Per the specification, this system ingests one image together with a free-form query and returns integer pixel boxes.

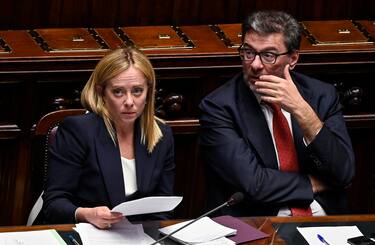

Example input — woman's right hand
[75,206,124,229]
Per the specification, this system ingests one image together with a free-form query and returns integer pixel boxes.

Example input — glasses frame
[238,44,290,64]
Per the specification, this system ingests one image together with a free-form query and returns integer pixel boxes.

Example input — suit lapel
[133,121,154,196]
[236,77,278,169]
[95,117,126,207]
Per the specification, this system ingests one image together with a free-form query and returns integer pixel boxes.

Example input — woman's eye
[112,88,124,97]
[132,87,144,96]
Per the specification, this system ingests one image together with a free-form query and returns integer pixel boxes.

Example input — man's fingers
[283,64,292,81]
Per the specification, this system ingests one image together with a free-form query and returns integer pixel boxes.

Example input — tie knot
[266,102,282,113]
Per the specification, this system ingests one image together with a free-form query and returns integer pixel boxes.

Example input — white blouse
[121,157,138,197]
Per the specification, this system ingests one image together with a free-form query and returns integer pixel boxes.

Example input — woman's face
[102,66,148,127]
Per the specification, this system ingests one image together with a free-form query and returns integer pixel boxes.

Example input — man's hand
[255,64,305,113]
[309,175,327,193]
[255,65,323,143]
[76,206,124,229]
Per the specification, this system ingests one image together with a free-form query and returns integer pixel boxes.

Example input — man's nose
[250,54,264,69]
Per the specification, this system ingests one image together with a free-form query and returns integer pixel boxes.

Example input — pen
[68,235,80,245]
[317,234,330,245]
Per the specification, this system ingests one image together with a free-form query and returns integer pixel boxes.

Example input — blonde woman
[42,47,175,228]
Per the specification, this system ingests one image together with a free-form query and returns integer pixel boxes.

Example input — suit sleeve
[199,99,313,206]
[306,85,355,187]
[42,117,87,224]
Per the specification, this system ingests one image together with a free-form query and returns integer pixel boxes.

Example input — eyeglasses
[238,45,290,64]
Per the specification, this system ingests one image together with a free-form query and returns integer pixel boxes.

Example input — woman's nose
[123,95,134,107]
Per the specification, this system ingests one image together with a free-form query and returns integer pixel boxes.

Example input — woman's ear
[96,85,106,104]
[95,85,103,95]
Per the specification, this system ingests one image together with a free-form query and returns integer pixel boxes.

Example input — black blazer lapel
[133,121,154,196]
[94,118,126,207]
[236,77,279,169]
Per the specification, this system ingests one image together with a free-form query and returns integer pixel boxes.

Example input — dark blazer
[199,71,355,216]
[42,112,175,224]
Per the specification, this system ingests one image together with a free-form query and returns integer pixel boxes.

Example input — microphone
[150,192,244,245]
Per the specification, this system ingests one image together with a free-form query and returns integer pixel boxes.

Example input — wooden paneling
[0,0,374,29]
[0,139,20,226]
[347,127,375,213]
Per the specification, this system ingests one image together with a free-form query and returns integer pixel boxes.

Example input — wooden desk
[1,215,375,244]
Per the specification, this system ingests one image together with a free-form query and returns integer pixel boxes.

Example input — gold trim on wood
[301,20,374,46]
[28,28,109,53]
[209,24,242,48]
[113,26,194,50]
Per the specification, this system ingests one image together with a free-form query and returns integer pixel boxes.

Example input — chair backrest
[27,109,86,225]
[34,109,87,184]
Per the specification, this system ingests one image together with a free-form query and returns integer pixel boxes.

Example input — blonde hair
[81,47,163,152]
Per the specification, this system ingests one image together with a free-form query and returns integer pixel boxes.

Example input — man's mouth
[248,76,259,84]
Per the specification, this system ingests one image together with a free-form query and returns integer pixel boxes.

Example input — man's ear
[288,50,299,70]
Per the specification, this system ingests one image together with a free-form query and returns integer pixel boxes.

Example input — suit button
[313,158,322,166]
[310,154,322,166]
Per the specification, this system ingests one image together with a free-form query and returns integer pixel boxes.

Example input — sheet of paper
[197,237,235,245]
[111,196,182,216]
[0,229,66,245]
[297,226,364,245]
[75,221,155,245]
[159,216,236,244]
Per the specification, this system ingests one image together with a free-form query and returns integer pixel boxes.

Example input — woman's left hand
[76,206,124,229]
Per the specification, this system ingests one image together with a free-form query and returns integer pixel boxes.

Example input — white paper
[297,226,364,245]
[111,196,182,216]
[75,221,155,245]
[0,229,66,245]
[197,237,235,245]
[159,216,236,244]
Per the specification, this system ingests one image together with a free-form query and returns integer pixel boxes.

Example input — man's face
[241,31,298,88]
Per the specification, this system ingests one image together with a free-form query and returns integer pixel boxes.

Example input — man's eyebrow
[242,43,279,52]
[242,43,252,48]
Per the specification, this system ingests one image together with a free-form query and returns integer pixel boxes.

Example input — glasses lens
[239,49,255,61]
[260,52,276,64]
[239,49,245,60]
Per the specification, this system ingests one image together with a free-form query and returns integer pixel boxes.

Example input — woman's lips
[121,112,136,117]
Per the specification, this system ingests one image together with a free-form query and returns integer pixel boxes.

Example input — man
[199,10,355,216]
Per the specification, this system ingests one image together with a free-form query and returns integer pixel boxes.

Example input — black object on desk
[58,231,82,245]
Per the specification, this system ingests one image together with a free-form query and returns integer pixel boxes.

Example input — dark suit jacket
[42,112,175,224]
[199,71,355,216]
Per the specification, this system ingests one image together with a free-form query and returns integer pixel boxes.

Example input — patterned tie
[269,103,312,216]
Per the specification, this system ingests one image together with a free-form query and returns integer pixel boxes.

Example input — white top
[249,84,326,216]
[121,157,138,197]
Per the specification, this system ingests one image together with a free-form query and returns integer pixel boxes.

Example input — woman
[42,47,175,228]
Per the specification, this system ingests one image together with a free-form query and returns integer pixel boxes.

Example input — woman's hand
[76,206,124,229]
